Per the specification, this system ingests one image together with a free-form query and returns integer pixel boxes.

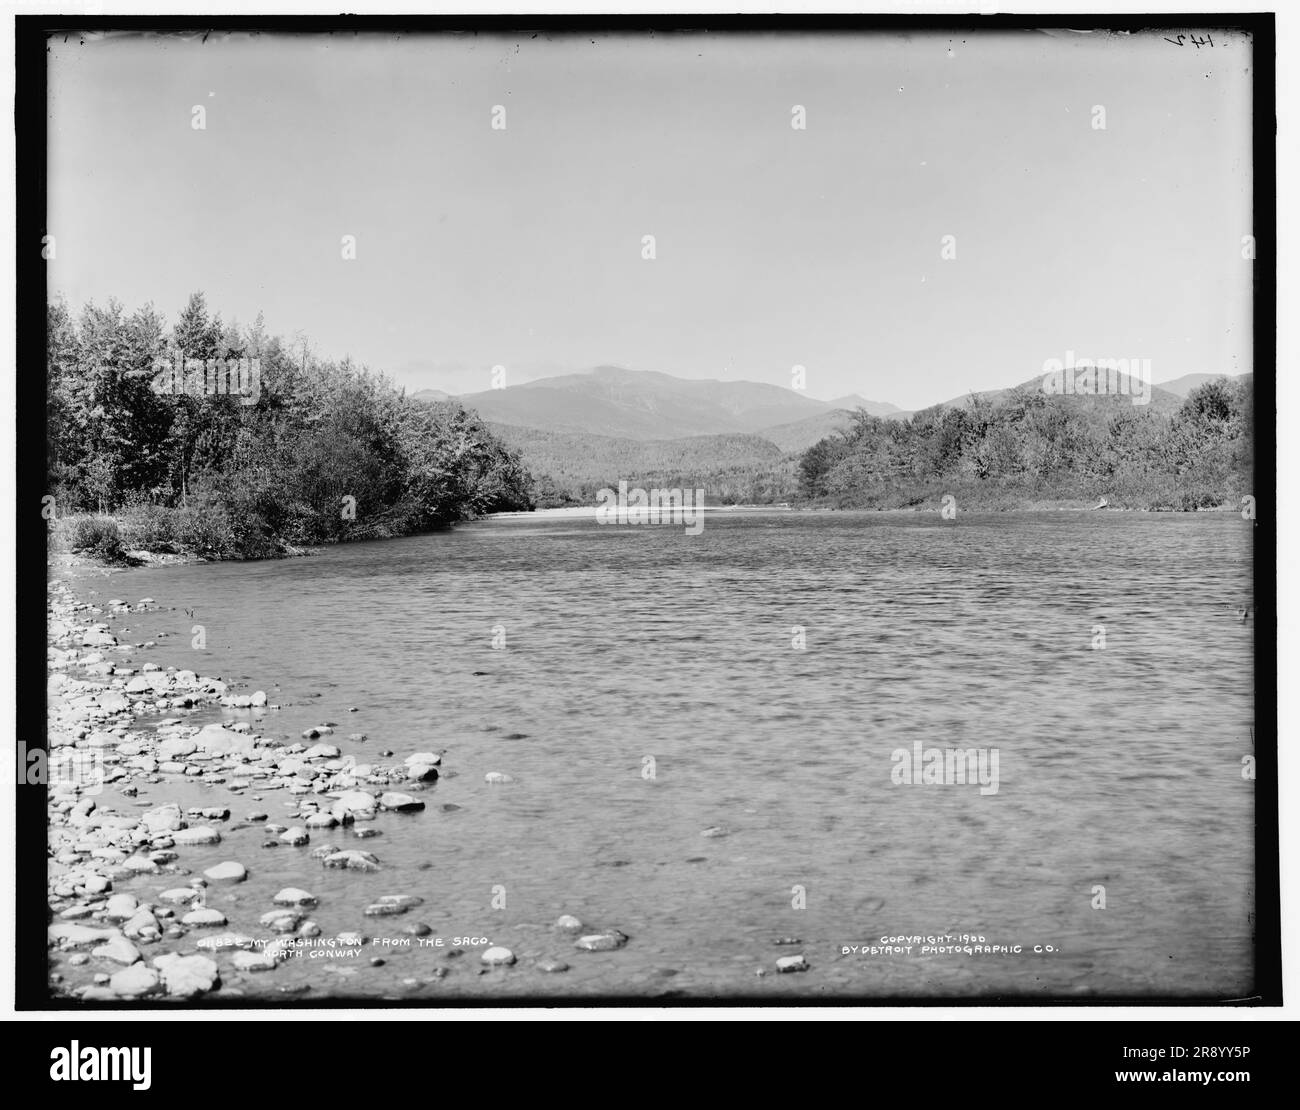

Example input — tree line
[47,292,533,560]
[798,378,1253,511]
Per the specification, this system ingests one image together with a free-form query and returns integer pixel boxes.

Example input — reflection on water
[97,511,1254,999]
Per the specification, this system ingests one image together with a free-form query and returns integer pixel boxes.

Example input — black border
[15,12,1279,1011]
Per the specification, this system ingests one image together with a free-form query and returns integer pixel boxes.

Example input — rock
[574,930,630,952]
[260,910,302,933]
[231,948,281,972]
[279,827,310,846]
[379,792,424,812]
[96,691,130,713]
[122,910,160,939]
[109,964,160,997]
[153,953,220,997]
[158,887,198,905]
[303,742,340,758]
[404,752,442,767]
[407,764,440,783]
[364,902,407,916]
[536,958,570,973]
[333,790,377,818]
[402,922,433,937]
[376,894,423,910]
[250,690,268,707]
[481,946,516,967]
[157,737,197,760]
[776,954,810,973]
[182,908,228,927]
[305,812,338,828]
[48,923,118,948]
[322,850,381,872]
[104,893,139,921]
[484,772,514,785]
[555,914,584,932]
[141,803,184,833]
[700,826,729,838]
[91,935,142,965]
[194,723,255,756]
[273,887,317,906]
[204,861,248,883]
[172,826,222,846]
[80,875,111,897]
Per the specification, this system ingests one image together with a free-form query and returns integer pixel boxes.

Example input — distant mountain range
[407,365,1247,499]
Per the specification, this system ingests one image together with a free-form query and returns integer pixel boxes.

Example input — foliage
[798,379,1253,510]
[47,293,534,559]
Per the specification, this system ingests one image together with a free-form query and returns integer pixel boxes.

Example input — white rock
[109,963,160,997]
[480,946,516,967]
[776,954,809,973]
[484,772,514,785]
[104,893,139,920]
[153,953,219,997]
[141,803,183,832]
[172,826,221,846]
[203,861,247,883]
[91,935,142,965]
[273,887,317,906]
[182,908,228,927]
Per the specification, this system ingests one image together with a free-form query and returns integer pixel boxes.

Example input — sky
[46,27,1254,410]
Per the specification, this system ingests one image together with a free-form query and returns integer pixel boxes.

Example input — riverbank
[43,566,503,1001]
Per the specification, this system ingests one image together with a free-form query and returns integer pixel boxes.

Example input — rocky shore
[43,570,656,1001]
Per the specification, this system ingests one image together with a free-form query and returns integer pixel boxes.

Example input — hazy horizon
[47,28,1253,410]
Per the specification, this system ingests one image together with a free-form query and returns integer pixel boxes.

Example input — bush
[119,503,177,553]
[66,516,127,564]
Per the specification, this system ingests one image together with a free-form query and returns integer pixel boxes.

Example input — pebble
[481,946,516,967]
[203,861,248,883]
[172,826,222,846]
[153,953,220,998]
[322,849,381,872]
[182,908,229,927]
[379,792,424,812]
[108,963,160,997]
[555,914,584,932]
[574,930,630,952]
[91,935,142,965]
[273,887,318,906]
[280,827,310,846]
[536,958,570,973]
[484,772,514,785]
[776,955,810,973]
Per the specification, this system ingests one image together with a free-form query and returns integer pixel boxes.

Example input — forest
[797,377,1254,511]
[47,292,533,562]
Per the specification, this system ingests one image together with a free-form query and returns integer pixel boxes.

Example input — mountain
[409,388,451,404]
[487,423,795,506]
[930,373,1184,416]
[1154,372,1244,399]
[827,394,903,418]
[458,366,856,441]
[755,409,856,453]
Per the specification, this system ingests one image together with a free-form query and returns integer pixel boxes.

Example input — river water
[78,509,1256,1000]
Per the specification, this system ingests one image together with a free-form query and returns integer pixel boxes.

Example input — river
[63,509,1256,1000]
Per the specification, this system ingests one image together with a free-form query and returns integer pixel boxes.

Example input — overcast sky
[47,28,1253,409]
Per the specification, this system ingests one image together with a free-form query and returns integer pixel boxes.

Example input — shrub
[67,516,127,564]
[119,503,177,553]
